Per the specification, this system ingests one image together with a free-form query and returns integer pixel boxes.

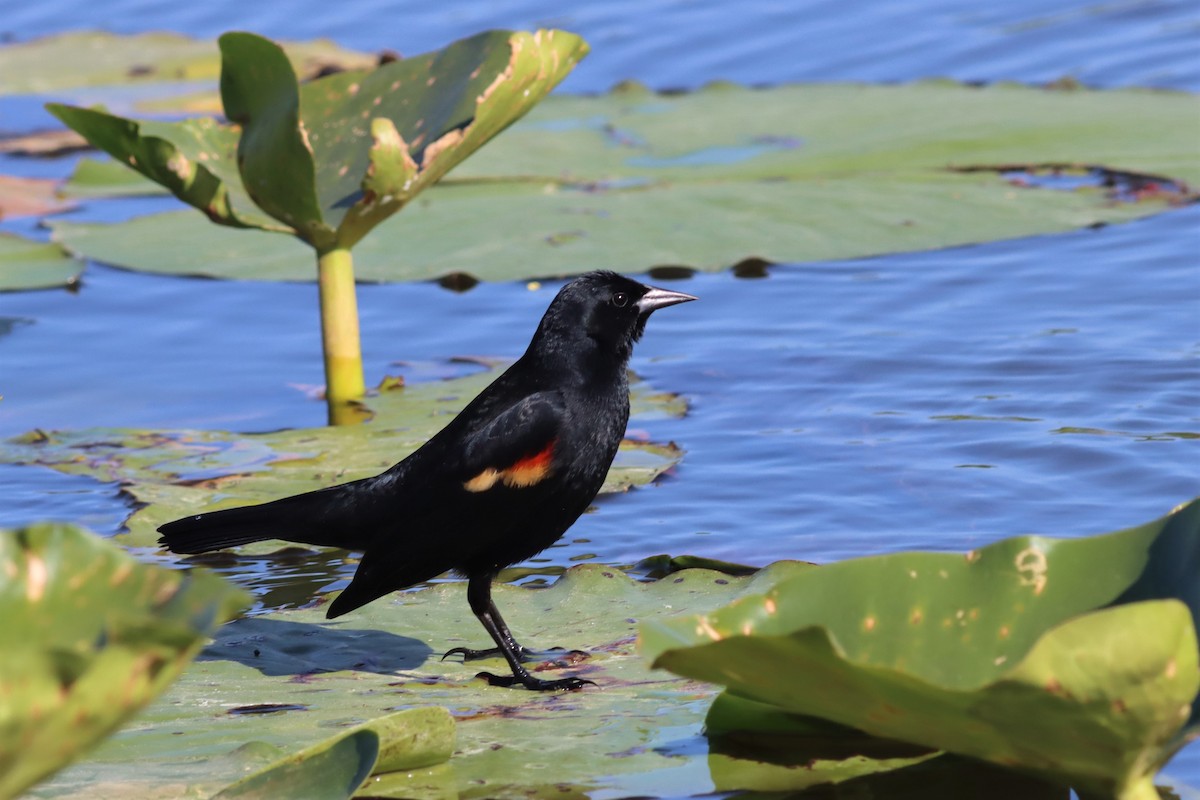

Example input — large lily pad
[642,498,1200,799]
[0,31,375,94]
[23,560,964,799]
[0,232,81,291]
[49,81,1199,281]
[0,366,685,552]
[0,522,248,799]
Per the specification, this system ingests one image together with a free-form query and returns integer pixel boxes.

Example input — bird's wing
[458,391,566,492]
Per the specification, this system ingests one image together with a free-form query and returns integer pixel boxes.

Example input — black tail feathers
[157,487,369,555]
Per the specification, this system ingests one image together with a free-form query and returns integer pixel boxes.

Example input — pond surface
[1,0,1198,794]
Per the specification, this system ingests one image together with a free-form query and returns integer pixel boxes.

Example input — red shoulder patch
[464,439,557,492]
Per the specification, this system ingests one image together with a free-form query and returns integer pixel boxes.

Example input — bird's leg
[448,573,594,691]
[441,575,589,664]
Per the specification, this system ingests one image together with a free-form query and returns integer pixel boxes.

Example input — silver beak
[636,285,698,313]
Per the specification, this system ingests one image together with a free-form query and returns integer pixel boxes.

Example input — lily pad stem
[316,245,366,424]
[1114,776,1163,800]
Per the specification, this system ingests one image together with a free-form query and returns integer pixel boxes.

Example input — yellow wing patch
[463,440,556,493]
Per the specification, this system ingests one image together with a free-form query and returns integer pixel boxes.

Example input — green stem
[1113,775,1162,800]
[316,246,366,424]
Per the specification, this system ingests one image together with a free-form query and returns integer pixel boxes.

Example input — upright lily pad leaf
[0,232,81,291]
[0,31,376,94]
[43,105,283,231]
[46,29,588,413]
[46,29,588,256]
[0,523,248,799]
[48,82,1198,282]
[219,33,329,248]
[0,367,686,552]
[313,29,590,249]
[642,499,1200,799]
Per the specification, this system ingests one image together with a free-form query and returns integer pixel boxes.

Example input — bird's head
[530,271,697,366]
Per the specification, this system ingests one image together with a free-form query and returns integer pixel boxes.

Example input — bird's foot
[442,645,589,664]
[476,671,596,691]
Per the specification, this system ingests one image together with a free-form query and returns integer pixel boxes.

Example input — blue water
[2,0,1199,794]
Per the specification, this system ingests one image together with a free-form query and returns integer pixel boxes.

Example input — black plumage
[159,271,696,690]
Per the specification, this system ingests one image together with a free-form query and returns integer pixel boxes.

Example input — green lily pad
[49,82,1199,282]
[60,157,168,198]
[0,31,375,94]
[0,522,248,800]
[210,707,454,800]
[210,728,378,800]
[24,562,808,798]
[642,498,1200,799]
[0,232,82,291]
[0,367,686,552]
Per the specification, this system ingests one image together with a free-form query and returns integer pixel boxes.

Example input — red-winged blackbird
[159,271,696,691]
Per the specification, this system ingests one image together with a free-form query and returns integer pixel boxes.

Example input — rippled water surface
[1,0,1198,792]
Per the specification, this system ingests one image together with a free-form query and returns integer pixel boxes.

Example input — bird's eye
[611,292,630,308]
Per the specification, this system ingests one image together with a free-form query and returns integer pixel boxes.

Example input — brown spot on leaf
[25,554,47,602]
[421,127,464,170]
[109,561,133,586]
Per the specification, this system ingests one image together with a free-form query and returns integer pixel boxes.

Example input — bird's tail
[157,484,371,555]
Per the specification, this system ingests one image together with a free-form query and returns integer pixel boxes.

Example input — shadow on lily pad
[197,615,433,677]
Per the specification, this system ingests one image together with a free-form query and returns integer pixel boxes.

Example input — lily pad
[0,31,376,94]
[0,232,81,292]
[210,707,454,800]
[642,498,1200,799]
[21,561,807,798]
[0,367,686,552]
[210,728,378,800]
[0,522,248,799]
[60,157,168,198]
[49,81,1199,282]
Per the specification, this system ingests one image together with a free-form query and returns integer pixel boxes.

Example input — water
[1,0,1199,793]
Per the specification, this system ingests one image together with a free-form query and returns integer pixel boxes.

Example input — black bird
[158,271,696,691]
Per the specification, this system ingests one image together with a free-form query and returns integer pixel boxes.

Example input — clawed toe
[476,671,596,691]
[442,645,592,664]
[441,645,503,662]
